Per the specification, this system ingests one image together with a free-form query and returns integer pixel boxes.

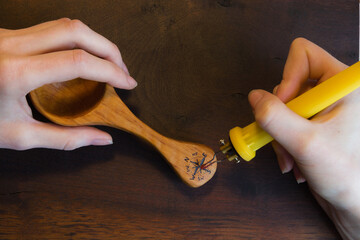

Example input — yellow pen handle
[229,61,360,161]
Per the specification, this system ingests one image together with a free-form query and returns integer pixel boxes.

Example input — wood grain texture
[0,0,357,239]
[30,80,217,188]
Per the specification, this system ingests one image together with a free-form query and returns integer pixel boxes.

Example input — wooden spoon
[30,79,217,188]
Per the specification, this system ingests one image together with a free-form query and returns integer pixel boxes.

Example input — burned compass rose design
[184,152,217,181]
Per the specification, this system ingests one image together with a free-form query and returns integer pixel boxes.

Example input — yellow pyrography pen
[220,61,360,162]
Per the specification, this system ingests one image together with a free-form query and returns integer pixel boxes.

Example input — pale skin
[0,20,358,238]
[0,18,137,150]
[250,38,360,239]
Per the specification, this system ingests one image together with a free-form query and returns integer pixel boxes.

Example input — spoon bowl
[32,79,106,118]
[30,79,217,187]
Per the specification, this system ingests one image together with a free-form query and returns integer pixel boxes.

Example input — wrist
[327,198,360,240]
[314,184,360,240]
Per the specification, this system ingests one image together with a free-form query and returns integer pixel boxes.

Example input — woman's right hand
[249,38,360,239]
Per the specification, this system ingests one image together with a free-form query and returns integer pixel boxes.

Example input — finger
[293,163,306,184]
[1,18,61,34]
[249,89,314,157]
[8,50,137,94]
[0,19,64,54]
[272,85,279,95]
[277,38,347,103]
[2,18,129,74]
[5,121,113,150]
[272,141,294,173]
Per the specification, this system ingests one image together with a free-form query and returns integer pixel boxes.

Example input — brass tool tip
[219,139,240,163]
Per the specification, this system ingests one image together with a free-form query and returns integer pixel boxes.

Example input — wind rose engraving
[184,152,216,181]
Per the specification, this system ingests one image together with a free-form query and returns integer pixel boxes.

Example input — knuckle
[71,49,89,69]
[255,99,279,129]
[67,19,88,33]
[8,128,33,150]
[290,37,310,51]
[57,17,71,24]
[0,56,18,94]
[62,139,80,151]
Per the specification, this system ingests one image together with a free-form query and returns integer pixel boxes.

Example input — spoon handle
[94,85,168,150]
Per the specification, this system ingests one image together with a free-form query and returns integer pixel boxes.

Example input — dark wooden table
[0,1,357,239]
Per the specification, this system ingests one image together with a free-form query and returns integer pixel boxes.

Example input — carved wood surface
[30,81,217,188]
[0,0,357,239]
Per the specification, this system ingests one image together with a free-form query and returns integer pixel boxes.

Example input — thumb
[249,89,313,156]
[20,122,113,150]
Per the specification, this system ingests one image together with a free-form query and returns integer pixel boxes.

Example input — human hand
[0,18,137,150]
[249,38,360,239]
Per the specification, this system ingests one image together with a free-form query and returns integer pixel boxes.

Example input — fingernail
[273,85,279,95]
[296,177,306,184]
[281,161,292,174]
[248,90,264,108]
[281,167,290,174]
[282,167,291,174]
[91,138,113,146]
[127,76,138,88]
[281,167,289,174]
